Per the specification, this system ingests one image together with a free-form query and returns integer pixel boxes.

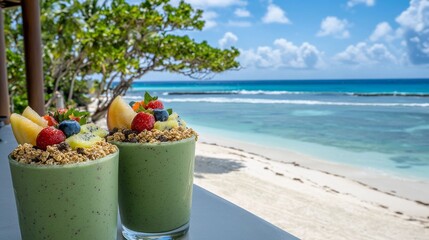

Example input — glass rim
[8,150,119,169]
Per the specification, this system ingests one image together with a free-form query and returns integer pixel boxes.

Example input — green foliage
[144,92,158,105]
[136,107,153,114]
[5,0,240,119]
[52,108,90,125]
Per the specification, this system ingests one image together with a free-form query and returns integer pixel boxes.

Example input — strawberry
[146,100,164,110]
[43,115,58,126]
[36,127,66,150]
[57,108,68,114]
[131,112,155,132]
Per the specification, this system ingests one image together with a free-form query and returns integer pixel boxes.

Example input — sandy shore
[194,134,429,240]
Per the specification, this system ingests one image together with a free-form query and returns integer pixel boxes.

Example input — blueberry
[129,101,136,107]
[153,109,169,122]
[58,120,81,137]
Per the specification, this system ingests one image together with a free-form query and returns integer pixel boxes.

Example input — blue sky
[142,0,429,80]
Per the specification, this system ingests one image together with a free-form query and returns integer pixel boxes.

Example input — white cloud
[234,8,251,17]
[219,32,238,49]
[262,3,291,24]
[396,0,429,64]
[347,0,375,8]
[202,11,218,29]
[227,20,252,27]
[241,39,322,69]
[174,0,246,8]
[317,16,350,39]
[396,0,429,32]
[370,22,393,41]
[334,42,397,65]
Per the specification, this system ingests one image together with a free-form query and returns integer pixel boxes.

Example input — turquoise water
[123,79,429,179]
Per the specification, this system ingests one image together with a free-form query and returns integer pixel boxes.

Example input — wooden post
[0,8,10,123]
[21,0,44,115]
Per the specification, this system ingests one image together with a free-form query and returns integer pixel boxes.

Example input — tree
[5,0,240,120]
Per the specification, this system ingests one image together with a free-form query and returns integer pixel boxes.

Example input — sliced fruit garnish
[43,115,58,126]
[142,92,163,110]
[154,120,179,131]
[143,92,158,105]
[66,133,102,149]
[58,108,68,114]
[153,109,169,122]
[58,120,81,138]
[36,127,66,150]
[178,118,187,128]
[53,108,89,125]
[146,100,164,110]
[107,96,137,131]
[132,101,145,111]
[10,113,44,145]
[80,123,108,138]
[131,112,155,132]
[22,106,48,127]
[168,112,179,120]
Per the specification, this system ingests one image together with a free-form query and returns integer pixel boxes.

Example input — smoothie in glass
[116,137,196,234]
[8,107,119,240]
[106,94,197,239]
[9,152,119,240]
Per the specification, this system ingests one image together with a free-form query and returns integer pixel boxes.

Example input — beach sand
[194,134,429,240]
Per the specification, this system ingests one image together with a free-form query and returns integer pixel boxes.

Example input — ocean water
[123,79,429,180]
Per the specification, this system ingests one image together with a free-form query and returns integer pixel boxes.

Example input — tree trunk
[91,106,108,122]
[91,80,132,121]
[67,77,76,103]
[91,67,154,122]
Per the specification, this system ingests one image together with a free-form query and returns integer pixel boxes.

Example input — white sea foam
[231,90,306,95]
[123,96,147,100]
[292,110,334,116]
[130,88,429,97]
[405,125,429,133]
[159,97,429,107]
[160,90,311,95]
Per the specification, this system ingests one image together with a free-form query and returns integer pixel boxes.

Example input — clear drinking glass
[8,152,119,240]
[113,137,196,240]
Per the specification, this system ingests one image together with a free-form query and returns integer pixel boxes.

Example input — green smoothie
[8,151,119,240]
[114,137,196,234]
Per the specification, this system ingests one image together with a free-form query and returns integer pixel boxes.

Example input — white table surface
[0,125,298,240]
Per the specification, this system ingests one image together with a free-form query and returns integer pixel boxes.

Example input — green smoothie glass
[8,151,119,240]
[113,137,196,240]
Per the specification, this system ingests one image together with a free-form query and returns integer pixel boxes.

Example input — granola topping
[11,141,118,165]
[106,126,198,143]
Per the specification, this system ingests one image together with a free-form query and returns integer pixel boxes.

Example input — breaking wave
[159,97,429,107]
[160,90,429,97]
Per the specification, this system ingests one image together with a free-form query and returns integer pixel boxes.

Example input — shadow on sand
[194,155,244,178]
